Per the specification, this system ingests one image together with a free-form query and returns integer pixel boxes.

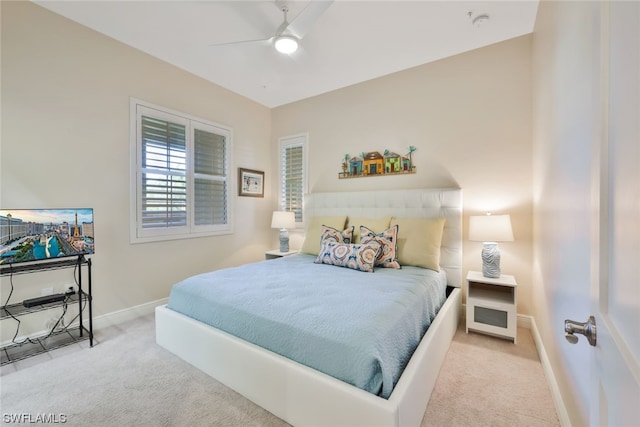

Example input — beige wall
[0,1,272,335]
[272,36,534,315]
[1,2,534,326]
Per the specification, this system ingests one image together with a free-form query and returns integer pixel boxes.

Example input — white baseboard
[528,316,571,427]
[93,297,168,330]
[0,298,168,348]
[517,313,532,329]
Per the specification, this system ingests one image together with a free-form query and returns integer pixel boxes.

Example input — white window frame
[130,98,234,244]
[278,133,308,228]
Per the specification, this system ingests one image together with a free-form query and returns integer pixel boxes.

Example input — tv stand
[0,256,93,365]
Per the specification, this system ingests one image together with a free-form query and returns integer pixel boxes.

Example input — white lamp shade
[468,214,514,242]
[271,211,295,229]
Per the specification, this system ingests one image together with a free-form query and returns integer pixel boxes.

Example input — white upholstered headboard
[304,188,463,287]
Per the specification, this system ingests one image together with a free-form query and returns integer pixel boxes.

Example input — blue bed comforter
[167,253,447,398]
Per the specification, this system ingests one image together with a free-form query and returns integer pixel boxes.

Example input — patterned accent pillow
[314,241,381,273]
[360,225,401,269]
[320,225,354,244]
[300,216,347,256]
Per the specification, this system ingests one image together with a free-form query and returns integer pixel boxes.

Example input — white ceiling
[34,0,539,108]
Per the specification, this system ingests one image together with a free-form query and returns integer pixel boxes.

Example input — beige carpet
[0,313,559,426]
[424,324,560,426]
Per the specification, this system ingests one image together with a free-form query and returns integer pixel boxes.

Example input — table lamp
[271,211,296,252]
[469,213,514,278]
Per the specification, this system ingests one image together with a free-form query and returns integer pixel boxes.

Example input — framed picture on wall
[238,168,264,197]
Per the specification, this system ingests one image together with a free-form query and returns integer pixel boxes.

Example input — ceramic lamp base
[481,242,501,278]
[279,229,290,252]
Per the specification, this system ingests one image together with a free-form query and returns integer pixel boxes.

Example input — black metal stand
[0,256,93,365]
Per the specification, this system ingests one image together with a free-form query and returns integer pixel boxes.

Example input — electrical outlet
[41,287,54,296]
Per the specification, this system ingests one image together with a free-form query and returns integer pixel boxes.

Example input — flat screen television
[0,209,94,265]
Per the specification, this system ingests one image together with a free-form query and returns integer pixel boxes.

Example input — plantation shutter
[281,143,304,223]
[140,115,187,229]
[132,100,233,243]
[193,128,227,226]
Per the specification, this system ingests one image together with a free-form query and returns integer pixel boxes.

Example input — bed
[156,188,462,427]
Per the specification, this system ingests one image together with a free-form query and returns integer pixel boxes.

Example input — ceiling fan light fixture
[274,35,298,54]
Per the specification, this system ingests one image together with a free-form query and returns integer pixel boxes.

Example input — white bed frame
[156,188,462,427]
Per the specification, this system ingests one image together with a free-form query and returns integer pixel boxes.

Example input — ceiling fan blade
[287,0,333,39]
[274,17,290,37]
[209,37,272,48]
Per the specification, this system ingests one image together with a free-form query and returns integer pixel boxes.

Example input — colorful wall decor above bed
[339,147,416,179]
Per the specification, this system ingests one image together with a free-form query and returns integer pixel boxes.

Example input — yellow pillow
[347,216,392,243]
[300,216,348,255]
[391,217,446,271]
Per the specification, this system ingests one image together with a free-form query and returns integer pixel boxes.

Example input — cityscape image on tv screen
[0,209,94,265]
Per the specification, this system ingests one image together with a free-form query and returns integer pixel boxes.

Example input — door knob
[564,316,597,346]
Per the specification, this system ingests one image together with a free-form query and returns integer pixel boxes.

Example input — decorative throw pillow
[300,216,347,255]
[314,241,381,273]
[320,225,354,245]
[346,216,392,243]
[360,225,401,269]
[391,217,446,272]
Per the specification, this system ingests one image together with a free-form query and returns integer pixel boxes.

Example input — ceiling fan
[210,1,333,54]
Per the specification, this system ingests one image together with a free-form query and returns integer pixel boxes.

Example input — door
[590,1,640,425]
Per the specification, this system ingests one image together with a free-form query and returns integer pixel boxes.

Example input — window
[130,99,233,243]
[278,134,308,225]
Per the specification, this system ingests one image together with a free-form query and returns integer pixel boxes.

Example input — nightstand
[265,249,298,260]
[466,271,517,343]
